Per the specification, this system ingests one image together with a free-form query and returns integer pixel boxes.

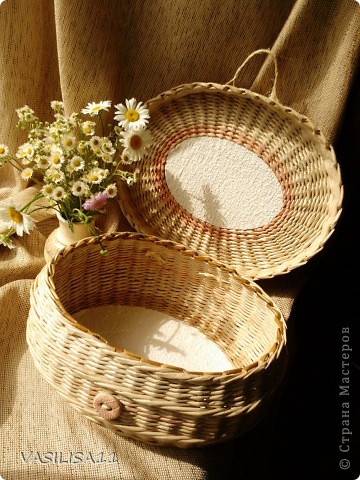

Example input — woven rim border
[118,82,343,280]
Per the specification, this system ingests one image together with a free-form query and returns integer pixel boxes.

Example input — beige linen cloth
[0,1,359,479]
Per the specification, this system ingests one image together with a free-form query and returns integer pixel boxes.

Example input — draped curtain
[0,1,359,478]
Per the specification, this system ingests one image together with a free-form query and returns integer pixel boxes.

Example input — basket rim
[118,81,343,280]
[39,231,287,377]
[147,81,336,146]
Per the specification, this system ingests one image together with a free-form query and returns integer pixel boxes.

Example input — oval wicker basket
[117,82,343,279]
[27,232,287,448]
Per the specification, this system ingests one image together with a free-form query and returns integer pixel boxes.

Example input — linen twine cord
[226,48,279,102]
[27,232,287,448]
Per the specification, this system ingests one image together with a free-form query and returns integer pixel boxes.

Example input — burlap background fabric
[0,1,359,479]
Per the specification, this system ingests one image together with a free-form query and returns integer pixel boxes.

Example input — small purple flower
[83,191,108,211]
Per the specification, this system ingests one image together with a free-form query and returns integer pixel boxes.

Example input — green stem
[6,157,43,187]
[5,227,16,237]
[6,158,23,173]
[19,191,44,213]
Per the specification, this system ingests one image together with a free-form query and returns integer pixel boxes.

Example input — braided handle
[226,48,279,101]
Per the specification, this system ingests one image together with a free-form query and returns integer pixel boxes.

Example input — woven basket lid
[118,81,343,280]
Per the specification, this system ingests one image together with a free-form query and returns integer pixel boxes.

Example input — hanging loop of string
[226,48,279,102]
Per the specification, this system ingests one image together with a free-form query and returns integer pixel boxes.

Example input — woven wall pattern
[27,233,287,448]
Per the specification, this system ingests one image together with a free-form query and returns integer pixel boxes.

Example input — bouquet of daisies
[0,98,151,249]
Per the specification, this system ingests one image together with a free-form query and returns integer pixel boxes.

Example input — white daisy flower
[16,142,35,159]
[61,133,77,151]
[20,167,34,181]
[87,167,108,184]
[45,166,65,184]
[81,100,111,117]
[16,105,36,124]
[89,136,102,149]
[101,153,114,164]
[0,233,15,249]
[89,136,104,156]
[34,155,50,170]
[0,144,9,158]
[52,186,67,201]
[41,184,55,198]
[121,148,132,164]
[106,183,118,198]
[92,146,102,157]
[81,121,96,136]
[50,100,65,113]
[49,145,65,167]
[20,159,32,166]
[71,181,88,197]
[120,128,152,162]
[0,204,35,236]
[49,124,64,138]
[49,155,64,168]
[114,98,150,130]
[101,138,115,156]
[69,156,85,171]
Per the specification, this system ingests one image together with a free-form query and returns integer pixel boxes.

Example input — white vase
[44,213,95,263]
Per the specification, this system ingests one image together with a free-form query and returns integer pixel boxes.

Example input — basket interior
[73,304,234,372]
[51,235,284,371]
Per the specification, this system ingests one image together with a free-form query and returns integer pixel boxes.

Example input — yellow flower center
[0,147,5,154]
[125,109,140,122]
[130,134,142,150]
[92,106,101,112]
[65,139,73,147]
[52,157,61,164]
[8,207,23,223]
